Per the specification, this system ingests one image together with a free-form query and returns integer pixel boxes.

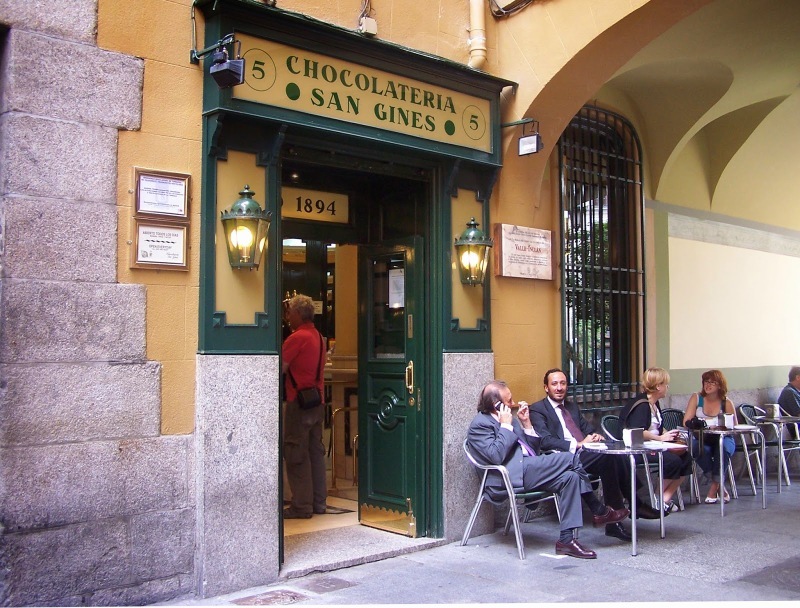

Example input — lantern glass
[220,185,272,270]
[454,217,492,286]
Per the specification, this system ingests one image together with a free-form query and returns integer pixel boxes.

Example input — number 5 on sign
[281,186,349,224]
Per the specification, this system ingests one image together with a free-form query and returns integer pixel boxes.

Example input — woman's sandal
[704,490,731,504]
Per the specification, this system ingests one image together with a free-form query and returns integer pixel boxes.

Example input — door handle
[405,360,414,394]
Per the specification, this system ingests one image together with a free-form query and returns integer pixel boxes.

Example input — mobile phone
[494,401,503,411]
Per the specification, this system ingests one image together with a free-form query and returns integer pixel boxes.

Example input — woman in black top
[620,367,692,514]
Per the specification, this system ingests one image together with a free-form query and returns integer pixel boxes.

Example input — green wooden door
[358,237,425,536]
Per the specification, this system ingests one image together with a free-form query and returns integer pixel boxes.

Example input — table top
[702,425,763,435]
[754,415,800,424]
[581,440,682,455]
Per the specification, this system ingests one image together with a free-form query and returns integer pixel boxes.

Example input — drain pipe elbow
[468,0,487,70]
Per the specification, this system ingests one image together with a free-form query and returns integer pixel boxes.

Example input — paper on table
[734,424,757,430]
[582,442,607,450]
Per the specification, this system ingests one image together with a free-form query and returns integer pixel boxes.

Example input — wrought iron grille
[558,106,645,411]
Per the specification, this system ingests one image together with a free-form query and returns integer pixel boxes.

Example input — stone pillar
[196,354,281,597]
[442,352,494,541]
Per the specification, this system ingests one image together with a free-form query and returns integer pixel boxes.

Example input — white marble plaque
[494,224,552,280]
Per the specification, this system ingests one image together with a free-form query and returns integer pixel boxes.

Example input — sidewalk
[158,477,800,606]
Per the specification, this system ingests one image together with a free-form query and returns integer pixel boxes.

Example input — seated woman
[619,367,693,514]
[683,369,736,503]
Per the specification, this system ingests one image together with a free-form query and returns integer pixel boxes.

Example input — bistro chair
[601,414,657,508]
[661,408,702,506]
[740,403,800,485]
[461,439,561,560]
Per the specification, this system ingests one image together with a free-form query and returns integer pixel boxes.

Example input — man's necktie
[559,404,586,442]
[518,438,537,458]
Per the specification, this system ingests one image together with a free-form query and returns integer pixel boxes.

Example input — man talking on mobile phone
[466,380,628,559]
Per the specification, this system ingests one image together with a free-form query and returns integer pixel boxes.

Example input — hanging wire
[358,0,374,22]
[488,0,536,18]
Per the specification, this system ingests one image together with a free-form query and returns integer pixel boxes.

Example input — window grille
[558,106,645,410]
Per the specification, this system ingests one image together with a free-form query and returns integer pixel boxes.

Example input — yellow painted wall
[669,237,800,368]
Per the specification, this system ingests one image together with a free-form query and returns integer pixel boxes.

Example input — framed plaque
[494,224,553,280]
[132,219,188,270]
[135,168,190,219]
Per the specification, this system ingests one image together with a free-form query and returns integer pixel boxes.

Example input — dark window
[558,106,645,409]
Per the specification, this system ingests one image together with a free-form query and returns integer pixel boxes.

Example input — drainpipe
[468,0,487,69]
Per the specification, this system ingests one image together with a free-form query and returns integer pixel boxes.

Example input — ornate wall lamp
[454,217,493,286]
[220,185,272,270]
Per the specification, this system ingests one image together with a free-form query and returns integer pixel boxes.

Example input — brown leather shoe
[592,506,630,527]
[555,538,597,559]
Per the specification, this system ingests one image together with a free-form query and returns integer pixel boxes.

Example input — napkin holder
[723,414,736,429]
[623,428,644,448]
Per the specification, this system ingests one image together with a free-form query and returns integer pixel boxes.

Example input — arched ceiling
[601,0,800,205]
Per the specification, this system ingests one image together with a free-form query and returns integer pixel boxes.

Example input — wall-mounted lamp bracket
[505,118,542,156]
[190,33,237,64]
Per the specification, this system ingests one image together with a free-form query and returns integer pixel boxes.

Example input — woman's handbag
[685,416,707,431]
[288,332,325,410]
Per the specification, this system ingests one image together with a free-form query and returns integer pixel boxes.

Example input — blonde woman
[619,368,692,514]
[683,369,736,503]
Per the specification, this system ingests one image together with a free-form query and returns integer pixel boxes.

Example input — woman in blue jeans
[683,369,736,503]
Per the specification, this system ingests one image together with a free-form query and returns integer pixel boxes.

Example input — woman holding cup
[683,369,736,503]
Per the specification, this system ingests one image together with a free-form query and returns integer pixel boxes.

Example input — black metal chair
[461,439,561,560]
[661,408,705,505]
[740,403,800,486]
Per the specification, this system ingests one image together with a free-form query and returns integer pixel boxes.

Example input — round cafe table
[581,441,671,556]
[702,426,766,516]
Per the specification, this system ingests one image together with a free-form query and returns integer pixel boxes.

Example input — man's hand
[578,433,605,446]
[517,401,532,429]
[497,403,514,425]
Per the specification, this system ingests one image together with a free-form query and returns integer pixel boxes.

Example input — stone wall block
[130,508,194,582]
[0,437,190,531]
[196,354,280,597]
[0,280,146,362]
[0,518,131,606]
[0,114,117,202]
[1,196,117,282]
[0,361,161,446]
[0,0,97,43]
[87,573,196,607]
[4,30,143,130]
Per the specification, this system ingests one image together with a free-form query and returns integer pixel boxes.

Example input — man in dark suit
[529,368,660,542]
[466,380,628,559]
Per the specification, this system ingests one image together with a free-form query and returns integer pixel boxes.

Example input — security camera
[210,49,245,88]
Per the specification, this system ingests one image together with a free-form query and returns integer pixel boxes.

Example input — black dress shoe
[605,522,632,541]
[555,539,597,559]
[592,506,630,527]
[283,506,312,519]
[662,500,675,516]
[633,502,661,520]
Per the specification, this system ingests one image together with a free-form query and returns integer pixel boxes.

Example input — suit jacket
[530,397,595,453]
[466,412,541,494]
